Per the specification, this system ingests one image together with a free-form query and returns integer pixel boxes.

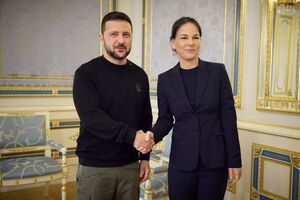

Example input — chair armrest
[47,140,66,154]
[151,149,162,154]
[152,165,168,174]
[47,140,68,178]
[150,149,162,162]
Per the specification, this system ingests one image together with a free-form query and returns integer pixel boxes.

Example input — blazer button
[194,130,199,134]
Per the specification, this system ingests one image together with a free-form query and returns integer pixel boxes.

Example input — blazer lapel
[171,64,194,111]
[195,59,210,109]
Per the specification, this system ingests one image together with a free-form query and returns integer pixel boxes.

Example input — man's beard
[104,44,131,61]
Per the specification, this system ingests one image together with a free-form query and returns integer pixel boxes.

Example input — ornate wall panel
[0,0,111,97]
[142,0,245,107]
[251,143,300,200]
[257,0,300,113]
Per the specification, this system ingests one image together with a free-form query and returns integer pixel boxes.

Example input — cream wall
[116,0,144,66]
[226,0,300,199]
[237,0,299,128]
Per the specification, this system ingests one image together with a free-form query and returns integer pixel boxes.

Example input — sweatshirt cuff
[123,127,137,144]
[150,129,161,144]
[140,152,150,160]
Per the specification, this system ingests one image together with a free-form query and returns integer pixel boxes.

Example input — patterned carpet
[0,182,76,200]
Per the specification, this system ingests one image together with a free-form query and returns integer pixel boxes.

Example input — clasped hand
[133,130,154,154]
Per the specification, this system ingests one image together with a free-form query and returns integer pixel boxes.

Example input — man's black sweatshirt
[73,56,153,167]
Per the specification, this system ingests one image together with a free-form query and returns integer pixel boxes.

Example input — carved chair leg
[61,176,66,200]
[61,148,68,200]
[144,178,153,200]
[44,181,50,198]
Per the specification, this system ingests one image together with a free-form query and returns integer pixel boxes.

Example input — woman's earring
[172,49,177,55]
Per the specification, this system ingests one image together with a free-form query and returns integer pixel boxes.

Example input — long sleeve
[151,75,174,143]
[219,65,242,168]
[139,76,153,160]
[73,68,137,144]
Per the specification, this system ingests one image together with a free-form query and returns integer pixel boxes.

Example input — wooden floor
[0,182,76,200]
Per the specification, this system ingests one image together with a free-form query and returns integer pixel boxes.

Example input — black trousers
[168,162,228,200]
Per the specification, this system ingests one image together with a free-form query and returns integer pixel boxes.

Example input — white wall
[116,0,143,66]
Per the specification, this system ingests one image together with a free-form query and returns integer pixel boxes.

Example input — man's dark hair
[101,11,132,34]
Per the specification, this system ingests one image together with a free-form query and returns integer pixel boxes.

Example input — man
[73,11,154,200]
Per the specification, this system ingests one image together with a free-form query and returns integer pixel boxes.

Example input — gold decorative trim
[239,119,300,130]
[256,100,300,114]
[51,121,60,128]
[251,143,300,200]
[149,0,153,82]
[291,154,300,167]
[257,0,300,114]
[264,0,274,98]
[50,118,80,129]
[143,0,148,73]
[226,180,237,193]
[100,0,103,56]
[0,106,76,113]
[232,0,237,81]
[235,0,245,108]
[0,75,73,80]
[260,157,291,200]
[223,0,228,64]
[5,111,35,116]
[0,10,2,78]
[109,0,113,11]
[144,0,156,83]
[277,0,298,4]
[251,189,259,199]
[51,148,77,158]
[253,145,262,157]
[52,151,60,159]
[69,132,79,142]
[237,119,300,140]
[0,86,72,98]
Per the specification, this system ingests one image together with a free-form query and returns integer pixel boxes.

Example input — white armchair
[140,133,172,200]
[0,111,68,200]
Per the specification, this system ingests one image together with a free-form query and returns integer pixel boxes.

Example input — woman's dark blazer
[152,59,242,171]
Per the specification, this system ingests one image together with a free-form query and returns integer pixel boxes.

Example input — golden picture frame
[257,0,300,114]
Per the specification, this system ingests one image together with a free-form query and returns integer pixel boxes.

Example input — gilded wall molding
[0,86,72,97]
[226,180,237,193]
[233,0,245,108]
[237,120,300,140]
[257,0,300,114]
[50,118,80,129]
[251,143,300,200]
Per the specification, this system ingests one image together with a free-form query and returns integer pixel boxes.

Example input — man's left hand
[139,160,151,183]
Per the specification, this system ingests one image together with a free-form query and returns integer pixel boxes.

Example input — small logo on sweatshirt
[135,83,141,93]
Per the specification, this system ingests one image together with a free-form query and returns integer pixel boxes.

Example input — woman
[149,17,242,200]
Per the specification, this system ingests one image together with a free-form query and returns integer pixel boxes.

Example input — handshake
[133,130,155,154]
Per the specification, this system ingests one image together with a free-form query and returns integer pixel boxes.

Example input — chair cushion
[0,156,62,179]
[153,166,168,174]
[140,173,168,199]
